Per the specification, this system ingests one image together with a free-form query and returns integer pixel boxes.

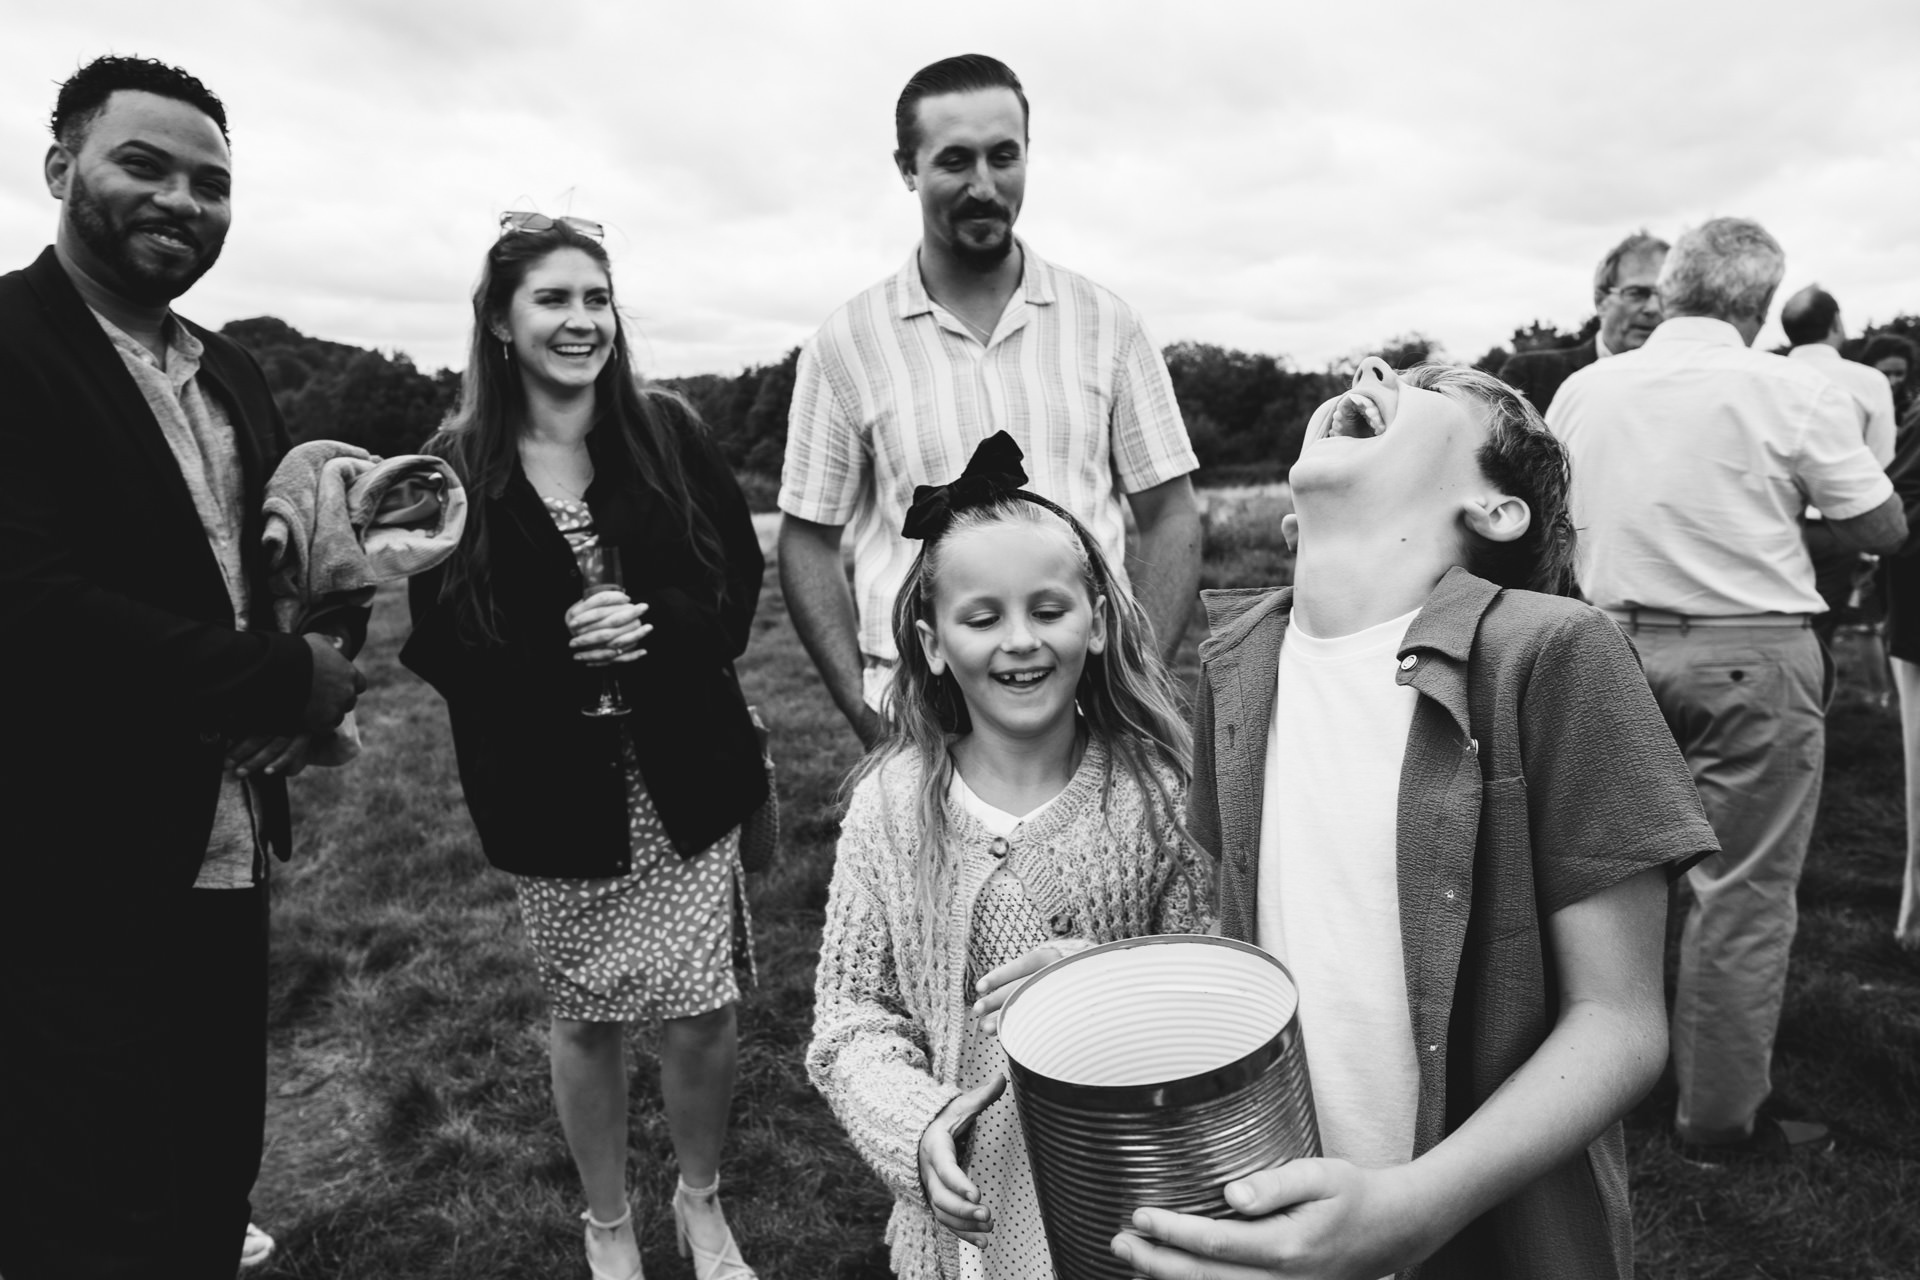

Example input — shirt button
[1399,655,1418,671]
[1444,889,1456,901]
[1428,1044,1439,1053]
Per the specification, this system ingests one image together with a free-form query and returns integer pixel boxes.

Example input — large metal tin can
[997,934,1319,1280]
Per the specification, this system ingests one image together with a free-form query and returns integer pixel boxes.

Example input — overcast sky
[4,0,1916,378]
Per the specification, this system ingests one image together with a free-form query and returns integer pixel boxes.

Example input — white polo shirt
[1789,343,1898,466]
[779,240,1197,662]
[1549,316,1893,616]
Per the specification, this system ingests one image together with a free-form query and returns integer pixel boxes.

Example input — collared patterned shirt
[779,240,1197,662]
[93,310,261,888]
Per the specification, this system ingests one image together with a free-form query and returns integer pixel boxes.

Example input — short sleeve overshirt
[778,240,1197,661]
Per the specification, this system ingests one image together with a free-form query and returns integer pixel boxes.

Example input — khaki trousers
[1893,658,1920,945]
[1626,621,1826,1144]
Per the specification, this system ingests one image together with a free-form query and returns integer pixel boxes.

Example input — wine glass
[574,543,632,718]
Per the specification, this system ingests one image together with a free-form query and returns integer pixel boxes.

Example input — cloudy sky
[3,0,1915,378]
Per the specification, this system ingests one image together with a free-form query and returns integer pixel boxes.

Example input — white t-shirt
[1256,608,1422,1173]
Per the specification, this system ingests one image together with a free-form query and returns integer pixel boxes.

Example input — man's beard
[67,169,222,306]
[948,200,1015,271]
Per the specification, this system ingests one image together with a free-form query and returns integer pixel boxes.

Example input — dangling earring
[500,339,513,363]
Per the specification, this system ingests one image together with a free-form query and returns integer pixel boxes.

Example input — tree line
[225,312,1920,505]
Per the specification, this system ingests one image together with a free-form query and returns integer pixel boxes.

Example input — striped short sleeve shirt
[778,240,1197,662]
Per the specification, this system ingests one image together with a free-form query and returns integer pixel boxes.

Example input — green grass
[250,515,1919,1279]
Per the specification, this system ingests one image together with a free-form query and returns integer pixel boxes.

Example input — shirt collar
[1788,343,1840,363]
[89,308,200,377]
[895,236,1054,320]
[1398,566,1501,663]
[1593,326,1613,359]
[1645,315,1745,348]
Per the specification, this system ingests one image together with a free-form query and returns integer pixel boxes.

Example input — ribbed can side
[1010,1020,1319,1280]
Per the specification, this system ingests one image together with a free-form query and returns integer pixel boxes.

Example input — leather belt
[1603,607,1812,630]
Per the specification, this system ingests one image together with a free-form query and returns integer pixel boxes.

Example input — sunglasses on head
[497,211,605,241]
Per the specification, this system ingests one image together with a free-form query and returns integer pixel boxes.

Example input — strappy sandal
[582,1202,644,1280]
[671,1176,758,1280]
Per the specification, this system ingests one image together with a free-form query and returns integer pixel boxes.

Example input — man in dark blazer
[1499,230,1669,414]
[0,57,364,1279]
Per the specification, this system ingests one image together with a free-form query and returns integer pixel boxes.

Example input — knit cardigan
[807,737,1212,1280]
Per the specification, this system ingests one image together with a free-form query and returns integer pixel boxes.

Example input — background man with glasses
[0,55,364,1278]
[1499,230,1669,413]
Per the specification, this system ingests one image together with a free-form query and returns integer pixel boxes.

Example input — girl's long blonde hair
[842,493,1207,995]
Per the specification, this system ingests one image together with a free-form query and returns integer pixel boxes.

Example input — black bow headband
[901,431,1034,540]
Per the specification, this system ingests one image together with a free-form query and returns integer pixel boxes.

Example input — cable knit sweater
[807,736,1212,1280]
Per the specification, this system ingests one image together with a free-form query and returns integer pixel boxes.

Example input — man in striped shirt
[778,53,1202,746]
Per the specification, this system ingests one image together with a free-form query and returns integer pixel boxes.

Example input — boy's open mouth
[1329,392,1388,440]
[992,667,1052,688]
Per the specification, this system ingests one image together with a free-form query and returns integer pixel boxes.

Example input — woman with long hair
[402,215,765,1280]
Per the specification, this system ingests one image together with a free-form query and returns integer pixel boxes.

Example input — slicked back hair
[1405,364,1578,597]
[893,53,1029,171]
[52,55,228,151]
[1782,287,1841,347]
[1658,217,1785,325]
[1591,229,1670,306]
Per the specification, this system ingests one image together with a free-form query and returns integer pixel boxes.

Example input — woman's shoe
[239,1223,275,1269]
[672,1176,758,1280]
[582,1203,644,1280]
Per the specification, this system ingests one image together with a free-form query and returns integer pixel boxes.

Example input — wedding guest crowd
[6,43,1919,1280]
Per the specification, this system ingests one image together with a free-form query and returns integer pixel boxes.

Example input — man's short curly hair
[51,55,228,151]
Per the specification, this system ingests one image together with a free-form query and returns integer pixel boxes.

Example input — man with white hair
[1551,217,1906,1161]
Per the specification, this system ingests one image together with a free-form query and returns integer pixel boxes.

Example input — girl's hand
[566,590,652,664]
[918,1074,1007,1246]
[971,937,1093,1035]
[1111,1158,1434,1280]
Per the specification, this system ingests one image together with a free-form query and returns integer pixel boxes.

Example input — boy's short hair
[1404,364,1578,596]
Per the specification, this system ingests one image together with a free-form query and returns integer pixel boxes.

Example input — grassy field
[250,512,1917,1280]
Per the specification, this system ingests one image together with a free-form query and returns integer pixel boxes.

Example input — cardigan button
[989,837,1011,859]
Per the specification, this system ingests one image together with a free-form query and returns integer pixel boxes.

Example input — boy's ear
[1462,494,1531,544]
[914,618,946,675]
[1088,594,1108,654]
[1280,513,1300,552]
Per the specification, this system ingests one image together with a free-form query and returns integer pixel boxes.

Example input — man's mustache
[952,200,1010,222]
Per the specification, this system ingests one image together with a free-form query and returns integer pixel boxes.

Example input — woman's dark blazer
[401,406,769,879]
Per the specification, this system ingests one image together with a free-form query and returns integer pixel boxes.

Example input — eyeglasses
[1605,285,1660,306]
[498,211,605,241]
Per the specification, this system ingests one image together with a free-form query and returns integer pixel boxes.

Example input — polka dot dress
[511,497,746,1025]
[957,864,1057,1279]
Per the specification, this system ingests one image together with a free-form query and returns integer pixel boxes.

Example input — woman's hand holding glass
[565,590,652,664]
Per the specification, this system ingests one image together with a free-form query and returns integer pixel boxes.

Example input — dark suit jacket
[401,408,769,878]
[1498,339,1598,415]
[0,247,316,904]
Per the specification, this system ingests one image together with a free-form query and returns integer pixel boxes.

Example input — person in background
[1863,332,1917,423]
[1551,217,1906,1161]
[1498,230,1668,414]
[779,53,1202,749]
[401,216,766,1280]
[0,55,366,1279]
[1784,284,1900,649]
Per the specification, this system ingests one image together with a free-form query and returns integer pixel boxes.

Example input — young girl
[806,432,1211,1280]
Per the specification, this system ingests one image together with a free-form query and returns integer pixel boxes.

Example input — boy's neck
[1289,512,1454,639]
[951,715,1082,819]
